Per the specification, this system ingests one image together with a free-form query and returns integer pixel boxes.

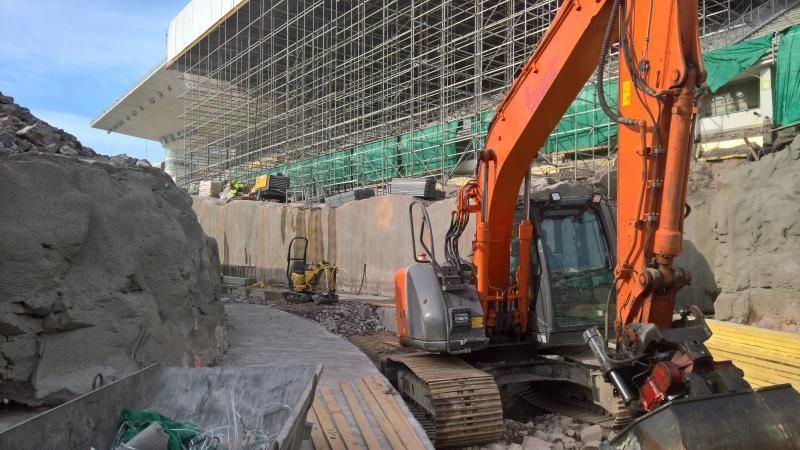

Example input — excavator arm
[469,0,701,336]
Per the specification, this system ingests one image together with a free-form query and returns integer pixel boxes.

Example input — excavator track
[386,353,504,448]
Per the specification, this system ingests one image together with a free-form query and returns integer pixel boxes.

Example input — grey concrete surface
[221,303,382,383]
[221,303,433,449]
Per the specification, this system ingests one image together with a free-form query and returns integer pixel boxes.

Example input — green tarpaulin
[775,24,800,126]
[544,79,618,153]
[702,33,773,93]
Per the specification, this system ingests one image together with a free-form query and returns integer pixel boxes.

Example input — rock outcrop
[0,153,226,407]
[711,146,800,332]
[0,91,150,167]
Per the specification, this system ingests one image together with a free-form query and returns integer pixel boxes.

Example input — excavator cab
[517,193,617,347]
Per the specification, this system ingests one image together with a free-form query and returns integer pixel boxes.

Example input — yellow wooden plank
[353,378,406,450]
[340,381,383,450]
[708,330,800,355]
[362,376,426,450]
[707,320,800,350]
[706,337,800,365]
[313,398,347,450]
[709,349,800,379]
[320,387,363,450]
[308,406,332,450]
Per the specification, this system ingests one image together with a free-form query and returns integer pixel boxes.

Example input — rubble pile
[275,300,384,337]
[471,415,610,450]
[0,91,150,166]
[0,96,226,407]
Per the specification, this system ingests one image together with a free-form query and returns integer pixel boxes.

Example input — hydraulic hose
[596,0,638,126]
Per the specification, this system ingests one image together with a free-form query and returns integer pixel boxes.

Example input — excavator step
[386,353,504,448]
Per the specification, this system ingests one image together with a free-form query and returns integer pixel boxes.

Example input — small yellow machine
[284,237,338,303]
[252,174,289,202]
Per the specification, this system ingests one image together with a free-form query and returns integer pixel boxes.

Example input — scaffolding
[170,0,751,201]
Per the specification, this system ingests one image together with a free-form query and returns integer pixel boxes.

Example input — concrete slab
[221,303,433,449]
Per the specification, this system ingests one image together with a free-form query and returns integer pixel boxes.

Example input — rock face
[0,153,226,406]
[711,147,800,332]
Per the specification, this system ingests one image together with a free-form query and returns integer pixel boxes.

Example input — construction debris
[274,300,384,337]
[0,151,226,407]
[469,415,610,450]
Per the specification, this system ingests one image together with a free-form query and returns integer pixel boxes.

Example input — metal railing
[702,0,800,49]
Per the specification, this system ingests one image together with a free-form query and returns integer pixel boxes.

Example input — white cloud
[35,109,165,164]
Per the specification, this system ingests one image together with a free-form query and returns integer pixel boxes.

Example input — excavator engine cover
[606,384,800,449]
[395,263,488,353]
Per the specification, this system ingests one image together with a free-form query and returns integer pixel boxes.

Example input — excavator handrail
[408,201,442,273]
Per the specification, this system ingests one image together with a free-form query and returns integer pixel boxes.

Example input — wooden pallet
[307,376,428,450]
[706,319,800,390]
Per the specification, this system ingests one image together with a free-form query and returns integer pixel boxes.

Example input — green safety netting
[543,79,618,153]
[353,138,397,183]
[400,121,462,176]
[264,32,799,190]
[119,408,201,450]
[775,24,800,126]
[470,110,495,135]
[702,33,773,93]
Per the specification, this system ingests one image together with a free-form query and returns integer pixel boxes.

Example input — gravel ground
[271,299,385,337]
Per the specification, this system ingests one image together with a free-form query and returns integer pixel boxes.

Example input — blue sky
[0,0,187,164]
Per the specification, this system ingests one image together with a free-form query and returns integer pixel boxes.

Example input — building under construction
[93,0,799,201]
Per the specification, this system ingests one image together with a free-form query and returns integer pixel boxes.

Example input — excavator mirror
[592,193,602,204]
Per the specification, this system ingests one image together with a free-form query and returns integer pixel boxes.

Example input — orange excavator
[383,0,800,448]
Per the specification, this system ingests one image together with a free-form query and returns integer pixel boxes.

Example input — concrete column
[759,65,774,121]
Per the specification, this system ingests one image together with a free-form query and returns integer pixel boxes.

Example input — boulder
[522,436,553,450]
[0,154,225,406]
[15,121,56,146]
[59,145,78,156]
[579,425,602,443]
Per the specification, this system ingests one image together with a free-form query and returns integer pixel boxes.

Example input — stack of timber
[706,320,800,390]
[324,188,375,208]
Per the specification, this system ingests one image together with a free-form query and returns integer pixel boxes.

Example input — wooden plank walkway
[707,319,800,390]
[220,303,433,449]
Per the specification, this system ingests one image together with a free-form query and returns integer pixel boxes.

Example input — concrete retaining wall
[192,195,474,296]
